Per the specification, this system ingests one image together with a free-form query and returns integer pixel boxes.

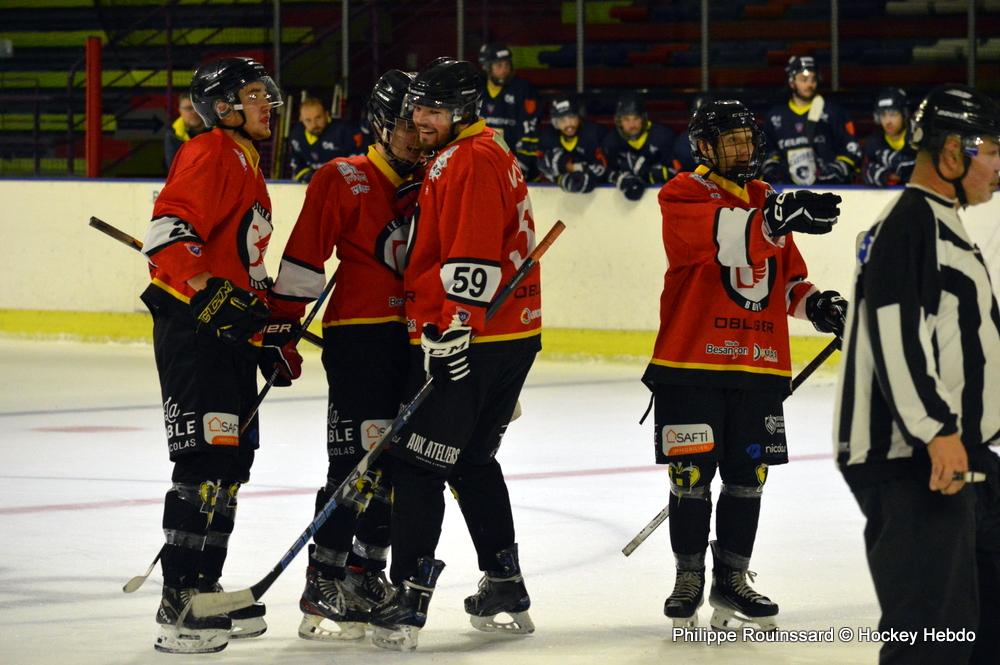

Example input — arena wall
[2,180,998,338]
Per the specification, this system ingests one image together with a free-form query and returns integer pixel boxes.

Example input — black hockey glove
[815,157,852,184]
[421,322,472,382]
[761,155,783,183]
[762,190,841,238]
[258,319,303,387]
[806,290,848,338]
[614,172,645,201]
[646,163,672,184]
[558,171,595,194]
[190,277,269,345]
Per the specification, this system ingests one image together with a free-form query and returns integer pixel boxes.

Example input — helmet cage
[689,102,766,185]
[369,72,421,176]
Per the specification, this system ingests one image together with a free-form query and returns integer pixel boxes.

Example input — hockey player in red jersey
[642,100,847,632]
[268,69,424,641]
[370,57,541,651]
[139,57,282,654]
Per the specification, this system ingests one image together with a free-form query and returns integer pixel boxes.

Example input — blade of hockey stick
[189,220,567,618]
[88,216,325,348]
[93,214,326,592]
[122,548,162,592]
[622,504,670,557]
[805,94,824,143]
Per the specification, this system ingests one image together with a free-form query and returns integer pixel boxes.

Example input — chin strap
[216,107,252,140]
[933,151,971,207]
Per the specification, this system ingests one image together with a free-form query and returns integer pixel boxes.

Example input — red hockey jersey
[405,121,542,348]
[143,128,273,303]
[642,165,816,393]
[270,146,411,328]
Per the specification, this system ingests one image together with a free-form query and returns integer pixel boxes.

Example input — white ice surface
[0,339,881,664]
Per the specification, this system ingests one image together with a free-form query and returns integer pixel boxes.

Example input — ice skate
[464,545,534,635]
[298,565,370,641]
[204,581,267,639]
[708,541,778,632]
[664,566,705,628]
[154,585,231,654]
[343,565,390,611]
[370,557,445,651]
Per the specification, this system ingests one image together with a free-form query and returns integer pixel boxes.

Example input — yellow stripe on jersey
[648,357,791,377]
[407,328,542,345]
[324,315,407,327]
[151,278,192,304]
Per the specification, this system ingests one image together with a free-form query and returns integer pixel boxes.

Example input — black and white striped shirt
[834,184,1000,482]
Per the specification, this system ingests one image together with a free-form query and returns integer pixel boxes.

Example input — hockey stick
[88,217,325,348]
[622,504,669,557]
[240,272,336,434]
[790,337,839,392]
[621,337,841,557]
[188,220,566,618]
[805,94,825,143]
[122,479,222,593]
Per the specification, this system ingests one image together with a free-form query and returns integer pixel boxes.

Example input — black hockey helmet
[190,57,282,128]
[910,84,1000,205]
[479,43,514,85]
[614,93,648,140]
[688,99,766,186]
[785,55,818,82]
[910,84,1000,154]
[404,57,482,126]
[690,92,713,116]
[549,95,582,120]
[478,43,513,69]
[368,69,421,175]
[873,87,909,122]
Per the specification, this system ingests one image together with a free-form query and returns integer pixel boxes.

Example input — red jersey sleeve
[144,138,226,283]
[781,237,816,318]
[658,174,779,271]
[270,164,346,320]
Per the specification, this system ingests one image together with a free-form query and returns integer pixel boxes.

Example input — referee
[834,85,1000,665]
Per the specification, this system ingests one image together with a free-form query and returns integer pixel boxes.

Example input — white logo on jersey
[242,202,273,290]
[336,161,369,184]
[233,149,247,171]
[428,145,460,181]
[508,196,536,270]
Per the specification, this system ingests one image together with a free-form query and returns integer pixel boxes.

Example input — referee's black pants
[850,447,1000,665]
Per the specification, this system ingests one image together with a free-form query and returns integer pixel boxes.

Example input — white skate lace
[317,576,348,615]
[729,569,768,602]
[363,570,389,600]
[670,570,703,601]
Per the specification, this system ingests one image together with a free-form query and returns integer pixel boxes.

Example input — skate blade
[709,607,778,632]
[372,624,419,651]
[469,610,535,635]
[230,616,267,639]
[154,625,229,653]
[297,614,366,641]
[670,615,699,629]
